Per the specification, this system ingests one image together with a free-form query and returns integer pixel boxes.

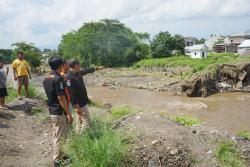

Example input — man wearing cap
[12,51,31,99]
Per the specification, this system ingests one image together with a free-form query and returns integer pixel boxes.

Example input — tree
[11,42,42,68]
[59,19,148,67]
[135,32,150,43]
[150,32,185,58]
[0,49,13,63]
[195,38,206,44]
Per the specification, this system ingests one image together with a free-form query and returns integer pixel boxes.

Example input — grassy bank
[6,84,40,103]
[134,53,250,73]
[63,119,128,167]
[61,106,137,167]
[215,141,246,167]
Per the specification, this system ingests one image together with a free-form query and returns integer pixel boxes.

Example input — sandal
[17,96,23,100]
[0,106,8,110]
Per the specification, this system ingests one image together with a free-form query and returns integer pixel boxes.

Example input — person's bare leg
[18,86,22,97]
[0,98,4,106]
[25,85,29,97]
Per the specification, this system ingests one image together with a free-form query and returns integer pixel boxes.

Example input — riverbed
[88,86,250,133]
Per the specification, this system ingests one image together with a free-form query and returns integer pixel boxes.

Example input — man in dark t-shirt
[43,56,73,165]
[66,59,103,134]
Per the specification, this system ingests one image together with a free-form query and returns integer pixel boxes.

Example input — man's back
[43,71,65,115]
[66,71,88,108]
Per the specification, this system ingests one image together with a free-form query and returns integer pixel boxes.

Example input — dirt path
[0,98,52,167]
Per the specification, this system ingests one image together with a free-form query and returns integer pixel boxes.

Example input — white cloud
[0,0,249,49]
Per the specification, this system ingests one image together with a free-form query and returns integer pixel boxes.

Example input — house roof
[238,40,250,48]
[186,44,208,51]
[230,32,250,37]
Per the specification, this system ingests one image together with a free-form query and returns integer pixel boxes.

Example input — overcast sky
[0,0,250,49]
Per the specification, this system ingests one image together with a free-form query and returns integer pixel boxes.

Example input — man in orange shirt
[12,51,31,99]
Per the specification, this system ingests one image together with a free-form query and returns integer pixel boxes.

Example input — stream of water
[88,86,250,133]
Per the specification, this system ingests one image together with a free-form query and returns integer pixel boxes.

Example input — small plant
[88,99,103,108]
[237,130,250,141]
[110,106,134,120]
[171,115,201,126]
[215,141,246,167]
[63,119,126,167]
[31,107,44,115]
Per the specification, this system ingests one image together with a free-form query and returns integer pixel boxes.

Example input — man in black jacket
[66,59,102,134]
[43,56,73,166]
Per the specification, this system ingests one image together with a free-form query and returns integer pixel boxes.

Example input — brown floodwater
[88,86,250,133]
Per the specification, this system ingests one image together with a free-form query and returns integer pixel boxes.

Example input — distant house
[224,32,250,53]
[213,44,225,53]
[224,32,250,45]
[205,34,224,51]
[238,40,250,56]
[185,37,196,46]
[185,44,208,59]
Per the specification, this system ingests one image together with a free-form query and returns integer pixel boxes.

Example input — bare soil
[118,112,250,167]
[0,98,53,167]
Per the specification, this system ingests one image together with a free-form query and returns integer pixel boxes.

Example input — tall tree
[150,32,185,58]
[59,19,149,67]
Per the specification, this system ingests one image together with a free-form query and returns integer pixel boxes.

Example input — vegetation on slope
[135,53,250,73]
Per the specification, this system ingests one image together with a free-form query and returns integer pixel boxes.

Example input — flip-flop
[17,96,23,100]
[0,106,8,110]
[3,105,10,109]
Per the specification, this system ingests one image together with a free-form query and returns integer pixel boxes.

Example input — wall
[238,48,250,56]
[187,50,207,59]
[225,37,248,44]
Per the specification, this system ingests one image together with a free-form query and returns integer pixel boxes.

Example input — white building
[185,44,208,59]
[238,40,250,56]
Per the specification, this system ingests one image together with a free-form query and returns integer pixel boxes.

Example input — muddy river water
[88,86,250,133]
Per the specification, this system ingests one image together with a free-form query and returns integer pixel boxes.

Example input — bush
[63,119,126,167]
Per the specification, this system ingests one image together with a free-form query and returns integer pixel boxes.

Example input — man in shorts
[0,60,9,109]
[12,51,31,99]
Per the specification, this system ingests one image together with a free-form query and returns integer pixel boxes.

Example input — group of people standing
[43,56,103,166]
[0,51,31,109]
[0,51,98,166]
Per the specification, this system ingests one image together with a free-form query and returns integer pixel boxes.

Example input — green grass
[6,84,40,103]
[31,107,44,115]
[134,53,250,74]
[63,119,127,167]
[170,115,202,126]
[237,130,250,141]
[215,141,246,167]
[110,106,134,120]
[88,99,103,108]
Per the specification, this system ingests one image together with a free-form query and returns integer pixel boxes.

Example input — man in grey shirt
[0,60,9,109]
